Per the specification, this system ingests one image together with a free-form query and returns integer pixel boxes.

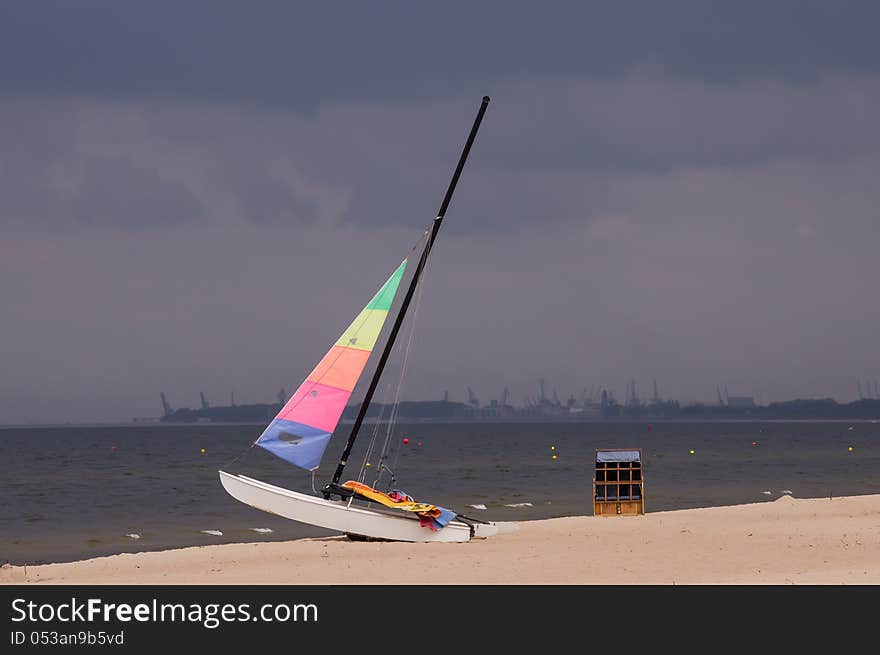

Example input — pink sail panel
[276,381,352,434]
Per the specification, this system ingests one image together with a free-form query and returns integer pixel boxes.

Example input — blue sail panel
[256,418,332,472]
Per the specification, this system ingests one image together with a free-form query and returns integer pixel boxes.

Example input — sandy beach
[3,494,879,585]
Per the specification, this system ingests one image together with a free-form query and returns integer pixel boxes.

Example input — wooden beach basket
[593,448,645,516]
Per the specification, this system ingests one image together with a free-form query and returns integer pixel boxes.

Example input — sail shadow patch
[278,432,304,445]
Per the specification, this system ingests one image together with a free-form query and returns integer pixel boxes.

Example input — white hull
[219,470,506,543]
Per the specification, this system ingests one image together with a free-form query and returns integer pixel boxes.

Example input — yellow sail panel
[333,308,389,352]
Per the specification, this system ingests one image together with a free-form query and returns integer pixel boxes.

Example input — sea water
[1,421,877,564]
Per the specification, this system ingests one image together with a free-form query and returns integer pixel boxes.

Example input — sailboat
[219,96,507,542]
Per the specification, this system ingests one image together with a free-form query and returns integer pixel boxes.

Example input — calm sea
[1,421,878,565]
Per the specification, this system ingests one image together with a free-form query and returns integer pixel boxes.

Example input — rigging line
[349,241,427,484]
[359,316,411,487]
[355,381,390,485]
[407,226,431,255]
[374,357,410,485]
[221,443,256,471]
[365,336,411,487]
[365,354,406,487]
[355,411,381,483]
[394,264,428,482]
[376,257,428,488]
[356,234,428,487]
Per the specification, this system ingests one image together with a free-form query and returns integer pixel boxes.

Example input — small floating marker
[366,462,372,467]
[551,454,558,460]
[847,426,854,431]
[200,448,206,453]
[200,530,223,536]
[689,449,695,456]
[550,445,556,450]
[402,438,409,445]
[848,446,854,452]
[125,533,141,540]
[751,441,759,447]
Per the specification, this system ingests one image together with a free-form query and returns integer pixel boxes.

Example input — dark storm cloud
[71,155,203,227]
[3,75,879,232]
[236,173,321,225]
[0,101,205,228]
[484,76,880,175]
[2,1,880,108]
[3,2,880,231]
[2,3,880,423]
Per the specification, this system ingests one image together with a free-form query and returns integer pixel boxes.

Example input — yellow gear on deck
[341,481,441,518]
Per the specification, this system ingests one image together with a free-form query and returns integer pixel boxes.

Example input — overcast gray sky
[2,2,879,423]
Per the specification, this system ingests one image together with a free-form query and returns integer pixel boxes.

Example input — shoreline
[3,417,880,429]
[3,494,879,585]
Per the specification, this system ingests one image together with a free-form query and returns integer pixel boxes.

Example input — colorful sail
[255,259,408,471]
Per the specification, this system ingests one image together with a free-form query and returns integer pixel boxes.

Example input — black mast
[323,96,490,499]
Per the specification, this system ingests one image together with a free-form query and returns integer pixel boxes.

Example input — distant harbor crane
[467,386,480,407]
[160,392,173,417]
[626,379,640,407]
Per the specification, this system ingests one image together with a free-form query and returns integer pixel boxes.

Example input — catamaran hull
[219,470,501,543]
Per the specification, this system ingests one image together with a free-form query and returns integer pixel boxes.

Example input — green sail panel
[366,259,407,311]
[334,259,407,351]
